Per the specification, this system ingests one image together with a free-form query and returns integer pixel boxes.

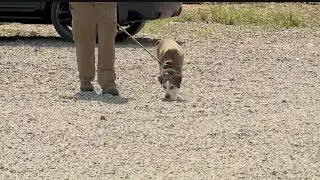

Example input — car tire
[50,2,146,43]
[51,2,73,42]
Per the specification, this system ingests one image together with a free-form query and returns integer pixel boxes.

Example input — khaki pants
[69,2,117,88]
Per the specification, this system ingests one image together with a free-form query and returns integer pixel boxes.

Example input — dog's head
[158,68,182,101]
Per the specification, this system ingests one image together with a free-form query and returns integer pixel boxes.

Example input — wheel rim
[56,2,72,29]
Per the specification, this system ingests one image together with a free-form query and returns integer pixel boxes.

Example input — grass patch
[141,3,320,36]
[0,27,19,36]
[175,3,318,28]
[0,24,42,37]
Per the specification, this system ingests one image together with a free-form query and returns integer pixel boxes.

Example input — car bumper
[117,2,183,24]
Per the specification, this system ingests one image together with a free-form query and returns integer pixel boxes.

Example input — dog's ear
[158,75,163,85]
[174,75,182,88]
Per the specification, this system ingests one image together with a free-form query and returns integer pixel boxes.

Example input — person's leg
[95,2,119,95]
[70,2,97,91]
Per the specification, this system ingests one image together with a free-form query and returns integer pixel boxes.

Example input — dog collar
[164,68,177,73]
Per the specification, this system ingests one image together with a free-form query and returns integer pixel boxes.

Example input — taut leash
[93,2,162,65]
[116,23,163,65]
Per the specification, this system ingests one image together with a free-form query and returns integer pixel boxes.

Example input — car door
[0,2,43,18]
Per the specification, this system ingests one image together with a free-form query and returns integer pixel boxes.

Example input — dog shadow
[162,97,187,103]
[61,92,133,104]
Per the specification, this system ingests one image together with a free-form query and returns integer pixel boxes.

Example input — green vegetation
[141,3,320,36]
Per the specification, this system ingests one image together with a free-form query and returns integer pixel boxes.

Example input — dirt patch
[0,23,319,179]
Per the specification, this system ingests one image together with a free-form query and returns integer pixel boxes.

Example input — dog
[155,38,184,101]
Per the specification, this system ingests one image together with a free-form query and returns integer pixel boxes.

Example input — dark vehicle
[0,2,183,42]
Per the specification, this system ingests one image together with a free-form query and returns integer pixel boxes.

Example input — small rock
[100,116,106,120]
[33,47,40,52]
[215,62,222,66]
[306,43,314,48]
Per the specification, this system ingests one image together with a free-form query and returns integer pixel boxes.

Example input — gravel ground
[0,23,320,179]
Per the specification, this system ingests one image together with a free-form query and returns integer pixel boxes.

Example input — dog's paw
[162,98,172,102]
[162,97,177,102]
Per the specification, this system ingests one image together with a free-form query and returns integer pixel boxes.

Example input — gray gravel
[0,24,320,179]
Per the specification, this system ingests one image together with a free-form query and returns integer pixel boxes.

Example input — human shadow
[0,35,186,49]
[116,37,186,49]
[0,35,73,47]
[60,91,133,104]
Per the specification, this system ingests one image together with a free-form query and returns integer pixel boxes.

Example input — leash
[94,3,163,65]
[116,24,163,65]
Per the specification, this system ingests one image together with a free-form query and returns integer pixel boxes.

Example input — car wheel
[50,2,146,43]
[51,2,73,42]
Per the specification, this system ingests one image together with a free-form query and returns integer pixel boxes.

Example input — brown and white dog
[155,38,184,101]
